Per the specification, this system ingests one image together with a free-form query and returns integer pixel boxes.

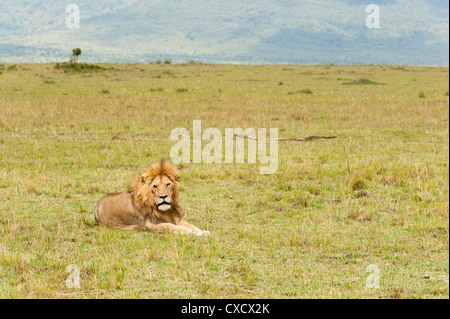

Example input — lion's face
[131,160,181,217]
[150,175,175,211]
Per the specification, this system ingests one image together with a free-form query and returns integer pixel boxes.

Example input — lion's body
[95,192,144,230]
[94,160,209,236]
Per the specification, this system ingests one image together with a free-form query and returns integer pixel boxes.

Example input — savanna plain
[0,62,448,298]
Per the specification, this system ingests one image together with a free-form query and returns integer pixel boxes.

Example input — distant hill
[0,0,448,65]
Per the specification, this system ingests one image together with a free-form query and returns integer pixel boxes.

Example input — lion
[94,160,210,236]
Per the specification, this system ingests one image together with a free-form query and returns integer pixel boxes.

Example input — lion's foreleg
[178,220,210,236]
[145,221,194,235]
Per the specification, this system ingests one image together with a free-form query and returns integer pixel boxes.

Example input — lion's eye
[153,185,158,189]
[167,183,170,188]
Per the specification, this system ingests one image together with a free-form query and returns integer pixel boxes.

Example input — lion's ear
[174,172,180,182]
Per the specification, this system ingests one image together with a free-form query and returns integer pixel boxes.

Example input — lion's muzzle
[157,195,172,211]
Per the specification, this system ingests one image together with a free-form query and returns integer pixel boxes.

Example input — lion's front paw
[195,230,211,237]
[182,227,194,235]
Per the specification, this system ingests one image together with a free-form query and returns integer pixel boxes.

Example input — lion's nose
[160,195,168,200]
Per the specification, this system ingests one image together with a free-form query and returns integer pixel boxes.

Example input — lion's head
[131,160,183,222]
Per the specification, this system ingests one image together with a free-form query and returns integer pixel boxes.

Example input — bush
[185,60,206,65]
[287,89,313,95]
[54,62,108,73]
[343,78,383,85]
[7,64,17,71]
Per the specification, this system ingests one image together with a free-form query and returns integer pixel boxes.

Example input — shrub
[351,178,366,191]
[288,89,313,95]
[7,64,17,71]
[185,60,206,65]
[54,62,107,73]
[343,78,383,85]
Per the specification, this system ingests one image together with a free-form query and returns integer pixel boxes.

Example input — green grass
[0,63,448,298]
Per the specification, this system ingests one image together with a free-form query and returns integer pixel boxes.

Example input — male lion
[94,160,210,236]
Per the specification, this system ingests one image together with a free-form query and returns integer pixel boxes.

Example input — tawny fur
[94,160,210,236]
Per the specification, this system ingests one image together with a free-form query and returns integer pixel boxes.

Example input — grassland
[0,62,448,298]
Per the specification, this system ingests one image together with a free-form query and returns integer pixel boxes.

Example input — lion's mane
[130,160,184,224]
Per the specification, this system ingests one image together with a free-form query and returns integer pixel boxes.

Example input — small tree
[70,48,82,65]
